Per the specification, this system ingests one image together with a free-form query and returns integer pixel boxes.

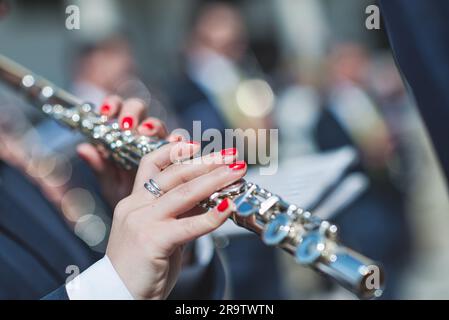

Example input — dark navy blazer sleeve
[42,286,69,300]
[379,0,449,181]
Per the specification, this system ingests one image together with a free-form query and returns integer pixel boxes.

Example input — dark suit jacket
[379,0,449,182]
[0,161,98,299]
[170,74,229,149]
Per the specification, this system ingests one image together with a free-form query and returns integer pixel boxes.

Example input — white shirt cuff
[65,255,134,300]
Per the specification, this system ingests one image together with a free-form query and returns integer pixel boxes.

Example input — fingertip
[119,98,148,130]
[169,140,201,163]
[167,133,185,143]
[227,160,247,172]
[101,95,122,117]
[137,118,168,140]
[76,143,92,159]
[215,198,234,219]
[220,148,238,157]
[138,119,158,136]
[120,116,134,130]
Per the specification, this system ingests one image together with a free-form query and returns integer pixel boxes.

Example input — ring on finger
[144,178,165,198]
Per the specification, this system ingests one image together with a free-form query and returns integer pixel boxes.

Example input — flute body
[0,54,384,299]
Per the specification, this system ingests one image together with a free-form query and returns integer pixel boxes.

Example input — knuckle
[176,184,193,201]
[176,167,192,185]
[205,212,220,229]
[182,218,197,238]
[125,98,147,112]
[141,153,154,166]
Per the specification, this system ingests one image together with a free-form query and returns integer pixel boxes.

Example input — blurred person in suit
[314,43,412,298]
[170,1,272,144]
[38,36,135,156]
[169,1,284,299]
[0,91,242,299]
[71,35,137,106]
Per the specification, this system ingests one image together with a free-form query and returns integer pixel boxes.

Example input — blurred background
[1,0,449,299]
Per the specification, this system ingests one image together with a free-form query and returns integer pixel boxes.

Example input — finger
[133,148,237,200]
[132,141,201,193]
[118,98,147,130]
[182,147,237,165]
[152,161,246,218]
[77,143,108,173]
[167,198,234,245]
[99,95,123,117]
[177,205,206,219]
[167,133,185,143]
[137,117,168,139]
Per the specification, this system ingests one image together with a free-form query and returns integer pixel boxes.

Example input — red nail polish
[228,160,246,171]
[143,121,154,130]
[217,198,229,212]
[100,104,111,115]
[121,116,133,130]
[220,148,237,156]
[187,141,200,145]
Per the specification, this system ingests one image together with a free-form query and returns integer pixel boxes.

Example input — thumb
[167,198,234,246]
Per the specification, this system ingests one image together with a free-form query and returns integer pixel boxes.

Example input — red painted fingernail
[187,141,200,145]
[100,104,111,115]
[217,198,229,212]
[121,116,134,130]
[143,121,154,130]
[228,160,246,171]
[220,148,237,156]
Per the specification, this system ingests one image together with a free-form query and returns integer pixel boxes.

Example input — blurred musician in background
[170,1,283,299]
[314,43,412,298]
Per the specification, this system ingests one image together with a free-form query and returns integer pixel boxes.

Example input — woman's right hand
[105,141,246,300]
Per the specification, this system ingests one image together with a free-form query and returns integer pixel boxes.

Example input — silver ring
[144,179,164,198]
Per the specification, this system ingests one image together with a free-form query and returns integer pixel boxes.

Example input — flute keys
[92,124,109,139]
[259,196,280,216]
[262,213,291,245]
[42,104,52,114]
[81,103,93,113]
[234,184,259,217]
[235,197,260,217]
[21,74,35,88]
[295,231,326,265]
[40,86,54,100]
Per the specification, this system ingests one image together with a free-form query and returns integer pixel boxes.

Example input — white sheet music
[246,146,358,208]
[214,146,367,237]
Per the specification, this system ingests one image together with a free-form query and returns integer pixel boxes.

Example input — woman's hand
[105,142,245,299]
[76,95,177,208]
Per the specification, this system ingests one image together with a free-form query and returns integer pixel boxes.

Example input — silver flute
[0,54,384,299]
